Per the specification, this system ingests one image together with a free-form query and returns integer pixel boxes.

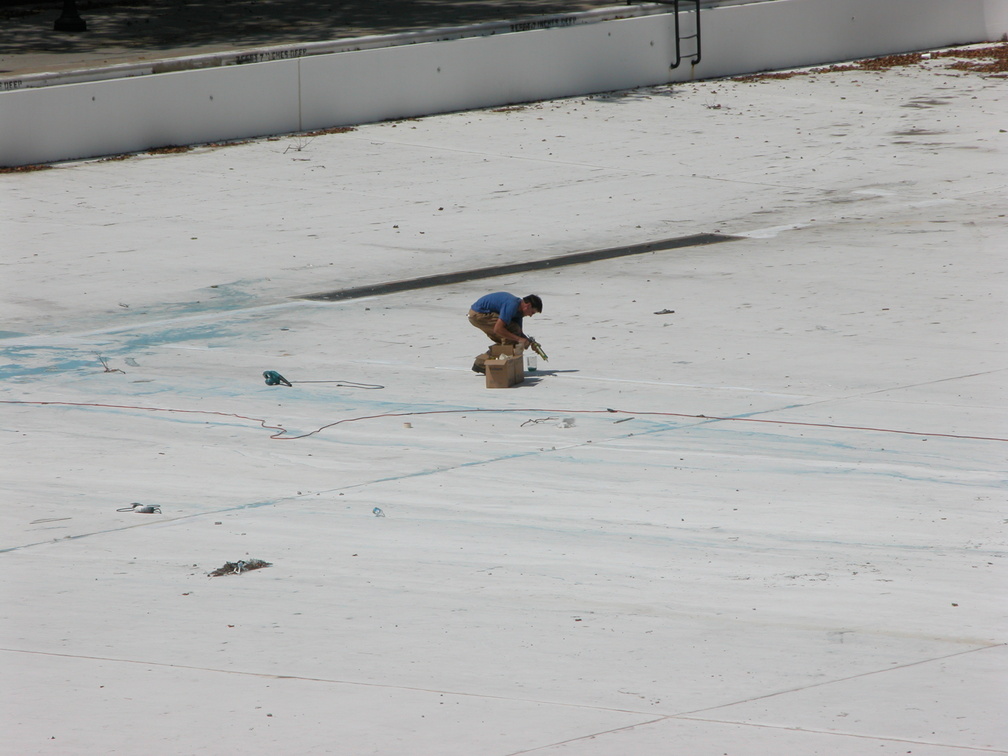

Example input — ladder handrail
[650,0,702,69]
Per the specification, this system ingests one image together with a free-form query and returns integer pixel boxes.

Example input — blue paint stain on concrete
[0,320,239,380]
[0,346,104,380]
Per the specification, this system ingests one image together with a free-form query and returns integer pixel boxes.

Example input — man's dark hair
[523,294,543,313]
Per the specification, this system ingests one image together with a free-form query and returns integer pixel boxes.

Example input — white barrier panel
[986,0,1008,37]
[299,17,679,130]
[692,0,997,81]
[1,60,301,167]
[1,0,1003,167]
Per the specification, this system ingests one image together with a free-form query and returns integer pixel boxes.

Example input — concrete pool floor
[2,41,1006,755]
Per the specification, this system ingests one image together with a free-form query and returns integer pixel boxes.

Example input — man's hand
[493,317,529,347]
[528,339,548,361]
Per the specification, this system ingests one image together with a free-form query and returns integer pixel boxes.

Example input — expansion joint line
[2,400,1005,443]
[677,642,1005,717]
[506,643,1008,756]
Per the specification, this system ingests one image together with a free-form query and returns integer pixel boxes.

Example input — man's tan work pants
[468,309,510,369]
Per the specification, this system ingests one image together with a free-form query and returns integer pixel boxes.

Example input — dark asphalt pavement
[1,0,622,76]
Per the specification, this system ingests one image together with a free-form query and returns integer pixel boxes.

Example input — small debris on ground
[733,43,1008,82]
[117,503,161,513]
[209,559,272,577]
[521,416,560,426]
[96,353,125,373]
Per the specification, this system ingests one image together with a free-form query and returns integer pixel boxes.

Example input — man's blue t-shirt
[471,292,522,324]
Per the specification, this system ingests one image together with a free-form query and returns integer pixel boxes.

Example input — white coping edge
[1,0,1005,168]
